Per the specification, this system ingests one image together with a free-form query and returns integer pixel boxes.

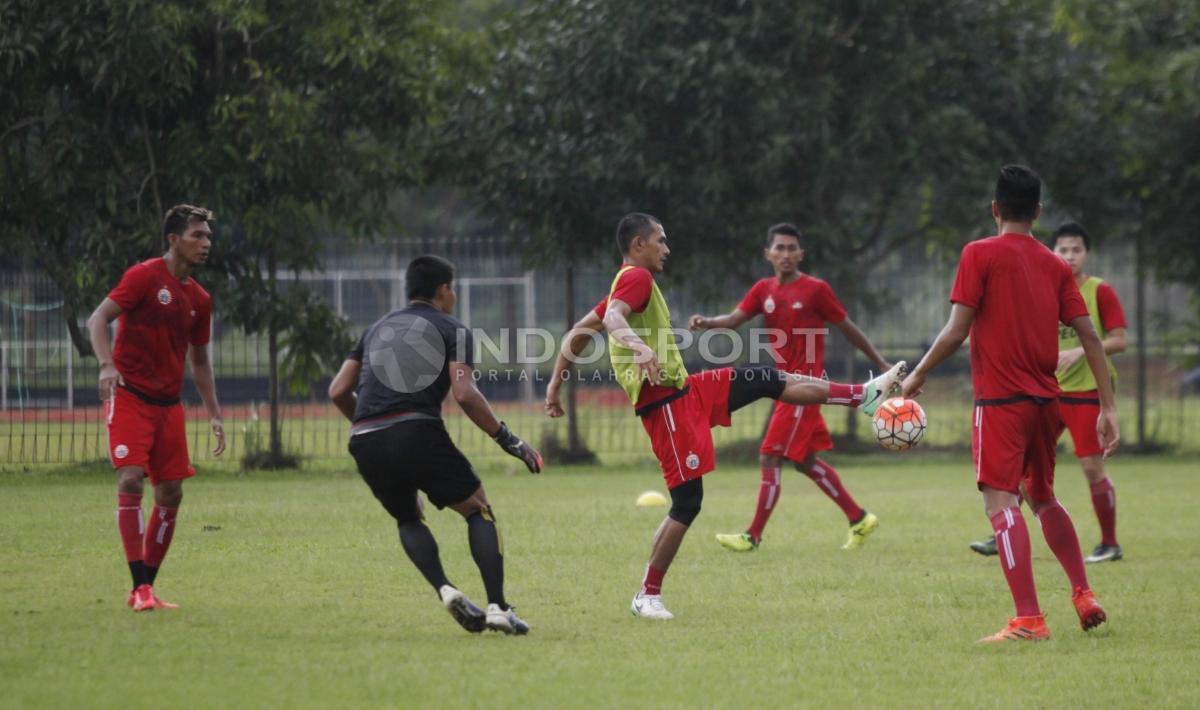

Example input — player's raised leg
[776,362,907,416]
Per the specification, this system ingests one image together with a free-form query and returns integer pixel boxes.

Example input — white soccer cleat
[861,361,908,417]
[486,603,530,635]
[631,591,674,620]
[439,584,486,633]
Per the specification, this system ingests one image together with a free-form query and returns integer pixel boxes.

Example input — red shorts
[760,401,833,463]
[1057,391,1103,458]
[106,386,194,485]
[972,398,1061,503]
[639,368,733,489]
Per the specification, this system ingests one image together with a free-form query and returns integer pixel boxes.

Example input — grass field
[2,454,1198,709]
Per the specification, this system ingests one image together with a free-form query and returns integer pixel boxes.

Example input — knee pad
[668,478,703,526]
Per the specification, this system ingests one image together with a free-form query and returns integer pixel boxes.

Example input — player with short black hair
[689,224,893,551]
[901,166,1117,642]
[970,221,1128,562]
[88,203,225,612]
[545,214,907,620]
[328,255,543,635]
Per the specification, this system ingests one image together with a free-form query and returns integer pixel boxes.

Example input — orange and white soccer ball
[872,398,927,451]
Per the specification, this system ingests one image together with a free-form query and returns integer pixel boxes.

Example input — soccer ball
[872,398,927,451]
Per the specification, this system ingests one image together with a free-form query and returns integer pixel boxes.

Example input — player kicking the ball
[689,223,892,551]
[901,166,1117,642]
[329,255,542,635]
[544,213,906,620]
[969,222,1128,563]
[87,205,226,612]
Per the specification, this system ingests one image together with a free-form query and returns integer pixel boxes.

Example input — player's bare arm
[1057,327,1128,372]
[834,318,890,372]
[901,304,975,398]
[545,310,605,418]
[603,298,661,384]
[189,340,225,456]
[87,297,125,400]
[1070,316,1120,458]
[687,308,750,332]
[451,361,543,473]
[328,358,362,422]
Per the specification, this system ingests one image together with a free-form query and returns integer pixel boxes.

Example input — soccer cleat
[1072,587,1107,631]
[861,361,908,417]
[970,535,999,556]
[715,532,759,552]
[630,591,674,620]
[1085,543,1123,564]
[978,614,1050,643]
[842,512,879,550]
[130,584,157,612]
[485,603,530,635]
[439,585,486,633]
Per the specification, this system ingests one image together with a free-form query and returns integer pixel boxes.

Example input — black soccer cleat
[439,585,487,633]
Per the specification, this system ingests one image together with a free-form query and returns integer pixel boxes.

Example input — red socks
[989,507,1041,617]
[117,493,144,563]
[1035,499,1090,592]
[746,465,782,541]
[1089,477,1118,546]
[144,506,179,570]
[826,383,864,406]
[641,565,665,596]
[805,459,864,523]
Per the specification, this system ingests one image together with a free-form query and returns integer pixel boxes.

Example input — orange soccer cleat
[130,584,179,611]
[1072,587,1106,631]
[978,614,1050,643]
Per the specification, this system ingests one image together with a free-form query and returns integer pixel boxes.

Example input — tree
[0,0,477,465]
[452,0,1079,447]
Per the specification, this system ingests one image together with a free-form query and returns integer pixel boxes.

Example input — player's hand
[900,370,925,399]
[98,363,124,401]
[1097,407,1120,459]
[210,416,226,456]
[633,342,662,384]
[688,314,708,332]
[492,422,543,473]
[1056,347,1084,374]
[544,381,565,418]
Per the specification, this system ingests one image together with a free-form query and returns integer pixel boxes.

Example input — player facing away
[328,255,543,635]
[689,223,892,551]
[970,222,1128,562]
[900,166,1118,642]
[87,205,226,612]
[544,213,907,620]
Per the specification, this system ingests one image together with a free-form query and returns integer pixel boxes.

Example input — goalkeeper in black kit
[329,255,543,635]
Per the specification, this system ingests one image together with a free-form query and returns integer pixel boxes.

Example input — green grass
[1,454,1198,709]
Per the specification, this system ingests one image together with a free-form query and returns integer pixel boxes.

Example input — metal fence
[2,237,1197,467]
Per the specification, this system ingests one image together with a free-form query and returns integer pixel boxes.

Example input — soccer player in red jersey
[688,223,892,551]
[544,213,908,620]
[87,205,225,612]
[900,166,1118,642]
[969,222,1128,562]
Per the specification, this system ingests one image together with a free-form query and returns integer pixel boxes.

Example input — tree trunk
[1135,231,1147,448]
[565,262,582,452]
[268,244,283,461]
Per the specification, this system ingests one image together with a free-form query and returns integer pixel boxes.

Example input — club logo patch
[685,453,700,470]
[157,288,172,305]
[764,296,776,314]
[114,444,129,459]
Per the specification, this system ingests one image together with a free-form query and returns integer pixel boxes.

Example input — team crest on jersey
[764,296,776,314]
[114,444,129,459]
[685,453,700,470]
[157,287,172,305]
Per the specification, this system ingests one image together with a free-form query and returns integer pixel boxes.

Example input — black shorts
[348,419,481,523]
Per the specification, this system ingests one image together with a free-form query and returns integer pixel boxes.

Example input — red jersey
[109,257,212,400]
[950,233,1088,400]
[737,274,847,376]
[592,268,678,410]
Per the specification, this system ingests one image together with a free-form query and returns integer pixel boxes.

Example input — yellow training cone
[636,490,668,507]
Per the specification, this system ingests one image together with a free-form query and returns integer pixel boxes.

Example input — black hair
[994,164,1041,222]
[1052,222,1091,251]
[766,223,803,247]
[162,204,213,250]
[406,255,455,301]
[615,213,662,254]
